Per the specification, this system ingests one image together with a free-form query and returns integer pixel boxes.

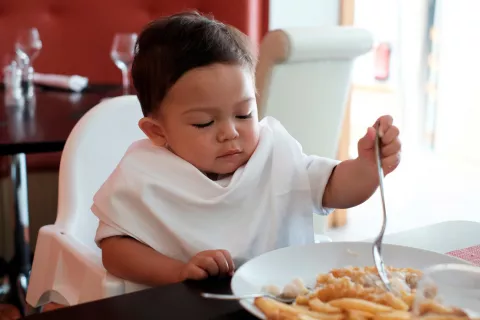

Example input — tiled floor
[325,148,480,242]
[0,303,20,319]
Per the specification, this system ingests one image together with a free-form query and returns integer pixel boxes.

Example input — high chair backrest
[256,26,373,157]
[256,27,373,233]
[55,95,146,250]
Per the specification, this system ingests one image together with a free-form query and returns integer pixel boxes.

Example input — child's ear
[138,117,167,147]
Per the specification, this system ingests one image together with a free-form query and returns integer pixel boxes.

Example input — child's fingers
[381,153,401,170]
[196,256,220,276]
[220,250,235,273]
[381,139,401,157]
[213,252,230,275]
[374,115,393,136]
[381,125,400,145]
[186,264,209,280]
[192,249,235,277]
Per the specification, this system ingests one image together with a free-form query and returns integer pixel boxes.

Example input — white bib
[92,117,336,263]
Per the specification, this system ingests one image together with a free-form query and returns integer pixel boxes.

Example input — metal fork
[372,123,393,292]
[200,292,296,304]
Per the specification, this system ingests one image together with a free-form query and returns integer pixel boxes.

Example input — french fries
[373,310,411,320]
[254,296,343,320]
[253,266,475,320]
[255,296,472,320]
[254,295,298,319]
[328,298,392,314]
[308,298,343,314]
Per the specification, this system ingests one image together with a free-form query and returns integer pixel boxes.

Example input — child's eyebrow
[182,107,215,114]
[235,97,255,105]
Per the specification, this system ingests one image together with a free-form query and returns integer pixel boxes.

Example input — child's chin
[213,164,243,175]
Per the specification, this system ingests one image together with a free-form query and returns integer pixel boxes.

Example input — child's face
[145,63,260,175]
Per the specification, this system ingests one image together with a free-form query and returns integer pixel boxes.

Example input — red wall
[0,0,269,84]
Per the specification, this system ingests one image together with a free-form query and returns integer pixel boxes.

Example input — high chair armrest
[27,225,125,307]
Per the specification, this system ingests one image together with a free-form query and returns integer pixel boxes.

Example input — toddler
[92,12,401,287]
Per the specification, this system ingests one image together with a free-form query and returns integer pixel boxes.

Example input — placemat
[447,245,480,266]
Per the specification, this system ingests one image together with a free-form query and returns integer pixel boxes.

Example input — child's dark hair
[131,11,256,117]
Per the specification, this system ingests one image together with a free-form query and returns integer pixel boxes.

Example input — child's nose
[217,122,239,142]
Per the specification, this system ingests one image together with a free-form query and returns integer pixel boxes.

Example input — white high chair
[255,26,373,235]
[26,95,146,307]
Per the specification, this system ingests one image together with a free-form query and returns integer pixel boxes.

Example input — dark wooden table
[0,86,120,155]
[24,278,257,320]
[0,86,120,316]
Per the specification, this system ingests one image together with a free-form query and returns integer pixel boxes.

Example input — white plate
[231,241,470,319]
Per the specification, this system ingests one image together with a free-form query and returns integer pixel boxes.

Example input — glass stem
[21,60,32,96]
[122,68,129,95]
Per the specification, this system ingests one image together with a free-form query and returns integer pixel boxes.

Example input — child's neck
[205,172,233,181]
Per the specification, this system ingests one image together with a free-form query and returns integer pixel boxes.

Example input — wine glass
[15,27,42,66]
[110,33,137,95]
[15,28,42,100]
[412,263,480,318]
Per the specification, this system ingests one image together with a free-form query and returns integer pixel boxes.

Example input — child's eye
[236,113,252,120]
[192,120,214,128]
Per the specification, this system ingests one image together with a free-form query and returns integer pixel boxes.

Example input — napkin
[33,73,89,92]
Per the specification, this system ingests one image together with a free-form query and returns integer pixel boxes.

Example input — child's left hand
[357,115,401,175]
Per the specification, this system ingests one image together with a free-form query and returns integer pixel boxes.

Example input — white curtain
[433,0,480,165]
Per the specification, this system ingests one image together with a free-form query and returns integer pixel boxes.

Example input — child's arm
[322,115,401,209]
[101,236,186,286]
[322,158,378,209]
[101,236,235,286]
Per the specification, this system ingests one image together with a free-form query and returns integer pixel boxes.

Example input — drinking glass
[110,33,137,94]
[15,27,42,66]
[412,263,480,318]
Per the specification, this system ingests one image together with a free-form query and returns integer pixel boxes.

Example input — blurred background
[1,0,479,262]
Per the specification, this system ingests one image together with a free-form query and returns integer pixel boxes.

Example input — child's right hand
[180,250,235,281]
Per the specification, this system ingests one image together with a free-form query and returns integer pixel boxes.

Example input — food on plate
[262,278,310,299]
[262,284,283,297]
[254,266,476,320]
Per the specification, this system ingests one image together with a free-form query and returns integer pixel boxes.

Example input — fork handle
[201,292,264,300]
